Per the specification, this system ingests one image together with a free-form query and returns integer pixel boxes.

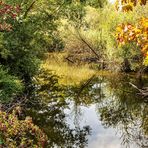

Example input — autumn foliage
[116,17,148,66]
[0,1,21,31]
[115,0,147,11]
[0,108,47,147]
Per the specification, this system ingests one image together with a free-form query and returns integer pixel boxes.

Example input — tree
[115,0,148,69]
[0,0,57,82]
[115,0,147,11]
[0,0,55,102]
[116,17,148,66]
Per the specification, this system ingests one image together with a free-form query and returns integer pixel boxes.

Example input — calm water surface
[26,73,148,148]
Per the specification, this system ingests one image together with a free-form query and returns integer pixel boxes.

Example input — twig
[65,57,75,64]
[23,1,36,18]
[6,95,28,113]
[75,29,100,60]
[129,82,142,93]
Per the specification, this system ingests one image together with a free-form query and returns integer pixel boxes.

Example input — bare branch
[23,0,36,18]
[75,28,100,60]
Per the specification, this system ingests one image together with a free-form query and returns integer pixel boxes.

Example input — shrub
[0,109,47,147]
[0,66,23,103]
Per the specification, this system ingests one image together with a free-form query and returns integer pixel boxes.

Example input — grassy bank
[42,52,96,86]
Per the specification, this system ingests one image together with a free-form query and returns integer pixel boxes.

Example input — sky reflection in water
[65,103,129,148]
[26,73,148,148]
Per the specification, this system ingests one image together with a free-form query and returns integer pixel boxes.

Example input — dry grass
[42,52,96,86]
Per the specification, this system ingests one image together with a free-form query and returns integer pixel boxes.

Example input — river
[25,72,148,148]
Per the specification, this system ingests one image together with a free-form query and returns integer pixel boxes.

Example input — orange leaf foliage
[116,17,148,65]
[115,0,147,11]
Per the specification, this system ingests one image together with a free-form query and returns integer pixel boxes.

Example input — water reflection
[26,71,148,148]
[98,75,148,148]
[25,70,91,147]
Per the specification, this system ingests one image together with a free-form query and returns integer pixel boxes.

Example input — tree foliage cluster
[0,1,20,31]
[116,17,148,66]
[115,0,148,68]
[0,0,63,101]
[115,0,147,11]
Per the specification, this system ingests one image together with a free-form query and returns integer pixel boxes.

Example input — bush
[0,109,47,147]
[0,66,23,103]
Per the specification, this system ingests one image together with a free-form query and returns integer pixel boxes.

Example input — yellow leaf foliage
[116,18,148,66]
[115,0,147,11]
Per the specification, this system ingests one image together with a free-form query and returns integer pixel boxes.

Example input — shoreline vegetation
[42,52,148,86]
[0,0,147,147]
[42,52,96,86]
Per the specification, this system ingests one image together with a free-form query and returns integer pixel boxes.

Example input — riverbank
[42,52,96,85]
[42,52,148,87]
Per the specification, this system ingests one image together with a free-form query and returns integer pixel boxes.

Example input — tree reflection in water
[25,70,148,148]
[25,70,91,147]
[98,74,148,148]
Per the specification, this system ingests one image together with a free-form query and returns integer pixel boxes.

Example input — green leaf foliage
[0,66,23,103]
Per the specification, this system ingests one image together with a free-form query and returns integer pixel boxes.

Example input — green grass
[42,52,96,86]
